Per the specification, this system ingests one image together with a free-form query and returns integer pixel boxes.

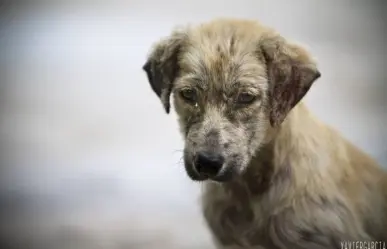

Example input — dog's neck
[220,138,278,198]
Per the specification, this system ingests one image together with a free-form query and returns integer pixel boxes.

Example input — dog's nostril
[195,151,224,177]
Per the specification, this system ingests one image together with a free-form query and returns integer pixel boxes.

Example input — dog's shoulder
[281,103,387,240]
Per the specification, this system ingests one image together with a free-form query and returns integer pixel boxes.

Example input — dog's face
[143,19,320,182]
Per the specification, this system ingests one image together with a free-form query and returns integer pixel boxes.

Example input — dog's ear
[260,32,321,126]
[142,31,186,113]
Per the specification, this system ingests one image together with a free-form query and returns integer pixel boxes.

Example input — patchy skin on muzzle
[175,75,271,182]
[183,106,247,181]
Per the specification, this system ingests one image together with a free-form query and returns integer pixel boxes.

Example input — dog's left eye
[236,92,257,104]
[180,89,197,103]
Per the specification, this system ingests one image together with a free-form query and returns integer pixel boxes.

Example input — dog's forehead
[179,35,267,89]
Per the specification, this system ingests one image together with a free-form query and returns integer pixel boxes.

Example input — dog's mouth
[208,167,235,182]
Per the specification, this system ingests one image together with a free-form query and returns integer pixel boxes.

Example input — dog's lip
[191,172,210,181]
[210,170,234,182]
[187,166,230,182]
[188,172,233,183]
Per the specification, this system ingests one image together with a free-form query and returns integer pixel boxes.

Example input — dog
[142,18,387,249]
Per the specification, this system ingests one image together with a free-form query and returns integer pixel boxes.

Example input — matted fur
[142,18,387,248]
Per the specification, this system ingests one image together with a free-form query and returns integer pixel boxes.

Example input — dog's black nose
[195,151,224,177]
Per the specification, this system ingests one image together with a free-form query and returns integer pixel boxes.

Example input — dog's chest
[202,187,269,248]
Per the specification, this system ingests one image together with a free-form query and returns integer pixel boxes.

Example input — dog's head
[142,19,320,182]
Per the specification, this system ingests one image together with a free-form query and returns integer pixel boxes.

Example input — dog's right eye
[236,92,257,105]
[179,89,197,103]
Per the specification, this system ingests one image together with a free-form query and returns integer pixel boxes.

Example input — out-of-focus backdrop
[0,1,386,248]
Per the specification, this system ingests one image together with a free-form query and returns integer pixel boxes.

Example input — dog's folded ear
[260,32,321,127]
[142,31,186,113]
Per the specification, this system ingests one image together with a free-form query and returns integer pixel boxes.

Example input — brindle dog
[142,18,387,249]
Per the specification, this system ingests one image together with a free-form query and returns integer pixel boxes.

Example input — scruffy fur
[142,18,387,248]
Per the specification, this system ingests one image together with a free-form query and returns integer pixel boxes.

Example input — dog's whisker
[171,149,184,155]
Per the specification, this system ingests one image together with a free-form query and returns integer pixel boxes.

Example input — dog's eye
[236,92,257,104]
[179,89,197,103]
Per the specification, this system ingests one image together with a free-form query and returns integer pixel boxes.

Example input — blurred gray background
[0,1,386,248]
